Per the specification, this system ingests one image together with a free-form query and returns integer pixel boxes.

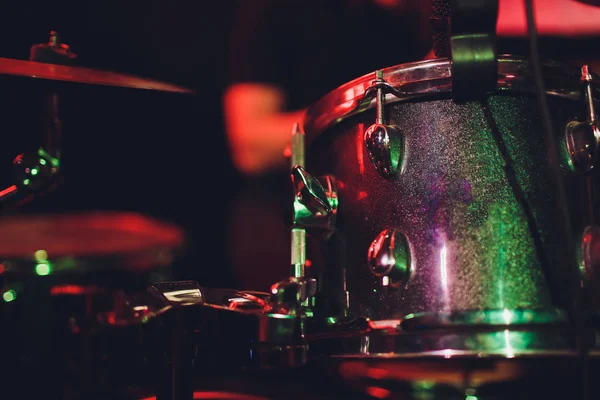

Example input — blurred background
[0,1,240,288]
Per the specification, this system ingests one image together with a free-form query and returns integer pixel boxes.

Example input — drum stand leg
[157,308,193,400]
[315,230,350,320]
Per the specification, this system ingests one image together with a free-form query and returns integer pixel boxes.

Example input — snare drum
[302,54,599,355]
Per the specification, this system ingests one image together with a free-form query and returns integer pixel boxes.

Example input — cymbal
[0,211,186,273]
[0,57,194,94]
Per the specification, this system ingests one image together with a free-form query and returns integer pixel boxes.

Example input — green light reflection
[3,290,16,302]
[35,262,52,276]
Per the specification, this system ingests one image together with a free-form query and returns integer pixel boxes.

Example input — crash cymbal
[0,211,185,273]
[0,57,194,94]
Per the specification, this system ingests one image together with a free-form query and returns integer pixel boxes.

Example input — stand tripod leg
[157,308,193,400]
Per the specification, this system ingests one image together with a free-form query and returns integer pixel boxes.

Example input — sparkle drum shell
[303,55,597,322]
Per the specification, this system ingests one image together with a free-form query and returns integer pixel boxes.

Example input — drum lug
[364,70,405,178]
[564,65,600,172]
[564,121,599,172]
[368,229,412,290]
[580,225,600,284]
[365,124,404,178]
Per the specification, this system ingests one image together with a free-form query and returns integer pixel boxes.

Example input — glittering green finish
[443,97,549,311]
[308,94,587,320]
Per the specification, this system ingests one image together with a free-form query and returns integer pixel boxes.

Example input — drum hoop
[303,54,598,142]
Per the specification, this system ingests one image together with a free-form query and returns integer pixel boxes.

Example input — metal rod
[45,92,62,161]
[291,122,304,167]
[291,122,307,279]
[291,228,306,278]
[157,309,193,400]
[582,66,597,124]
[375,70,384,124]
[525,1,586,398]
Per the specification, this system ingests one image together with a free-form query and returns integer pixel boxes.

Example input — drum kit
[2,1,600,398]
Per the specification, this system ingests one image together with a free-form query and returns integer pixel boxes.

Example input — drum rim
[303,54,598,142]
[306,327,577,360]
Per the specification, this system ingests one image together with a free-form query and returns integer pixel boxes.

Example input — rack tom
[302,55,599,361]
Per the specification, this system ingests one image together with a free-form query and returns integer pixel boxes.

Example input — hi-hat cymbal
[0,57,194,94]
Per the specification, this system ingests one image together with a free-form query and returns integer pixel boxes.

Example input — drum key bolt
[368,228,412,290]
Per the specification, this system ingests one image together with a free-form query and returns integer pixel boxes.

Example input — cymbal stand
[0,31,73,210]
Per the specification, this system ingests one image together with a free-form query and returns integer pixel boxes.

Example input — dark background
[0,1,242,287]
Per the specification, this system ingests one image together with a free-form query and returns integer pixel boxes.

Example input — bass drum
[301,55,599,398]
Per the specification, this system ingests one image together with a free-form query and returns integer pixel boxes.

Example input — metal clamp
[290,124,337,281]
[450,0,499,101]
